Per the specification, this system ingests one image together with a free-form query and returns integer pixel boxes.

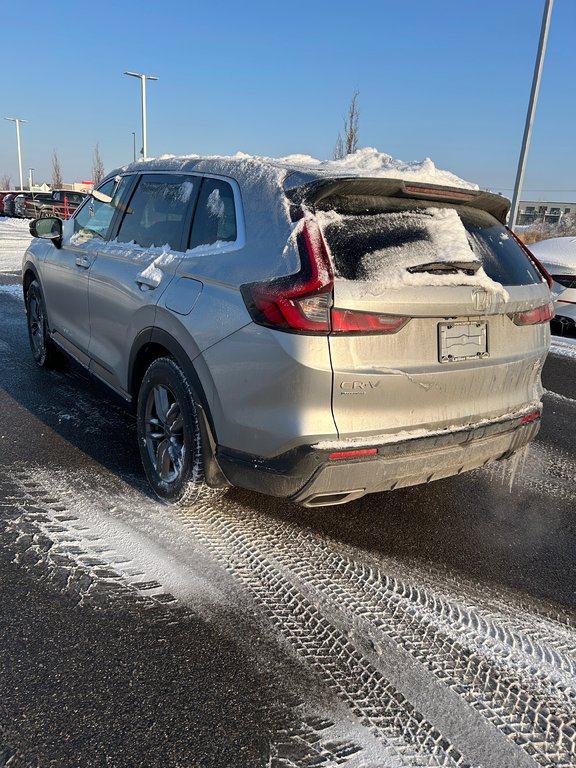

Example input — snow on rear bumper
[217,408,541,506]
[292,410,541,506]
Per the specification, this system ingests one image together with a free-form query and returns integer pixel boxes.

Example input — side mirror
[30,217,63,249]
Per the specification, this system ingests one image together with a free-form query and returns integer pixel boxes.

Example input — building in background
[516,200,576,226]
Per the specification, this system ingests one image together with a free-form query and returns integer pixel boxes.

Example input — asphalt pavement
[1,284,575,768]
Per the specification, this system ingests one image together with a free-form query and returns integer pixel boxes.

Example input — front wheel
[25,279,62,368]
[137,357,224,505]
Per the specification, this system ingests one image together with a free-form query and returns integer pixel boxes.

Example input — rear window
[318,197,541,286]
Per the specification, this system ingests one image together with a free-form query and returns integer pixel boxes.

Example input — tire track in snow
[0,469,392,768]
[180,498,576,768]
[4,464,576,766]
[3,468,468,768]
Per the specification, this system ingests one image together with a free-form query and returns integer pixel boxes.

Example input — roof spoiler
[284,177,510,224]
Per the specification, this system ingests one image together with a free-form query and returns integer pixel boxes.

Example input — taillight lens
[241,219,334,333]
[241,218,411,335]
[331,308,409,334]
[510,303,554,325]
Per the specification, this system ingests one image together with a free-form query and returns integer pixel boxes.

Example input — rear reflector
[521,412,540,423]
[329,448,378,460]
[511,303,554,325]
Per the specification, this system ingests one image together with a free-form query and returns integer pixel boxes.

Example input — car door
[39,178,121,367]
[87,172,199,397]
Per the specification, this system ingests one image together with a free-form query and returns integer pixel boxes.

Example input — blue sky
[2,0,575,200]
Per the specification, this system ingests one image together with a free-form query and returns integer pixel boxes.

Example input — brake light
[510,304,554,325]
[241,218,411,335]
[331,308,409,334]
[403,185,477,201]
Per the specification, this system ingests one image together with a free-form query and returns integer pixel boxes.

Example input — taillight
[507,228,553,289]
[241,218,411,335]
[510,303,554,325]
[331,308,409,334]
[240,219,334,333]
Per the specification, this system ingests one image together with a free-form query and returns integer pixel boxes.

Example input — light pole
[4,117,28,191]
[29,168,35,192]
[132,131,136,162]
[509,0,554,231]
[123,71,158,160]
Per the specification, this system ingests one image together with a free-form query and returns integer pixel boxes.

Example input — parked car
[2,192,20,217]
[39,189,87,219]
[528,237,576,336]
[0,191,12,216]
[22,157,552,507]
[14,191,53,218]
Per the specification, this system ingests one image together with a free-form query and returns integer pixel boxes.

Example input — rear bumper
[216,409,542,506]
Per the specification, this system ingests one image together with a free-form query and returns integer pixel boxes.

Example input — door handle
[75,256,91,269]
[136,272,162,289]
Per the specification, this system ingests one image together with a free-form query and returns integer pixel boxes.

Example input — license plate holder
[439,321,488,363]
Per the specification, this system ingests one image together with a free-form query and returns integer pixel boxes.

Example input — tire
[137,357,224,505]
[25,279,63,368]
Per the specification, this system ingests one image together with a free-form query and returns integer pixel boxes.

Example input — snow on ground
[0,217,31,273]
[550,335,576,359]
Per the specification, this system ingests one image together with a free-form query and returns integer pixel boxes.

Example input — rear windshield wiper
[407,260,481,276]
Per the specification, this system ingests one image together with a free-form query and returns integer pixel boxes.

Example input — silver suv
[23,157,552,507]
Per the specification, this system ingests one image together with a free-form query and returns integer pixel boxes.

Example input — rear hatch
[295,179,551,439]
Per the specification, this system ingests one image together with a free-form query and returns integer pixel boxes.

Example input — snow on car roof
[528,236,576,267]
[107,147,479,192]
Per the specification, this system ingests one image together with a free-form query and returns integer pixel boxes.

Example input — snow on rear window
[318,202,541,292]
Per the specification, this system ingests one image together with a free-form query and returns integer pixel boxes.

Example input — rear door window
[116,174,197,251]
[319,198,542,286]
[189,178,237,249]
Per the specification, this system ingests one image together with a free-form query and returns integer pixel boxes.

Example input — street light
[509,0,554,231]
[131,131,136,163]
[29,168,35,192]
[4,117,28,191]
[123,71,158,160]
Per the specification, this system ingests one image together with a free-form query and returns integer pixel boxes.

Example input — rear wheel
[25,279,62,368]
[137,357,224,505]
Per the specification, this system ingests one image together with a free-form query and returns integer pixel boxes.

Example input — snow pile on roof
[274,147,479,190]
[123,147,478,191]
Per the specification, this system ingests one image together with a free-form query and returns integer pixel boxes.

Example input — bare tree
[333,89,360,160]
[92,143,105,184]
[52,150,63,189]
[0,174,11,189]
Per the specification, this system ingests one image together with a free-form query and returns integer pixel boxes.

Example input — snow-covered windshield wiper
[407,261,481,276]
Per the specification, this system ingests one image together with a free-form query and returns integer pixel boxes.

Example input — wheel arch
[129,328,228,489]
